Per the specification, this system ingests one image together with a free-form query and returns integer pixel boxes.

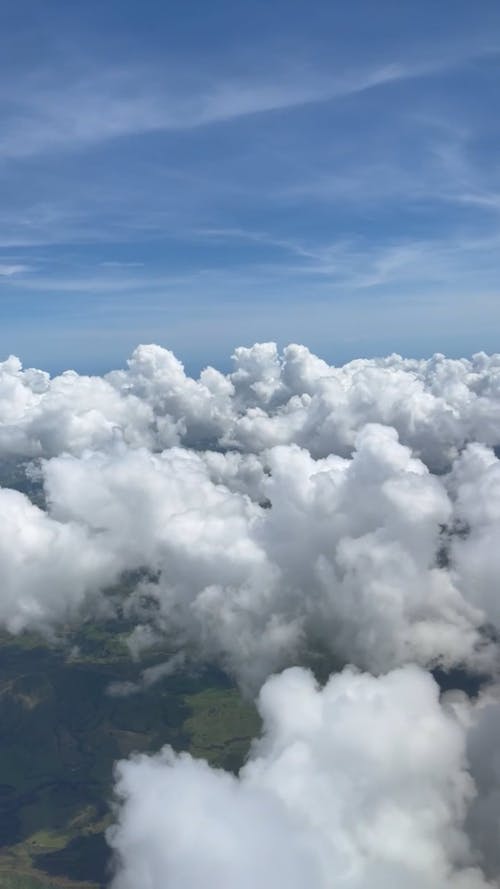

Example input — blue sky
[1,0,500,373]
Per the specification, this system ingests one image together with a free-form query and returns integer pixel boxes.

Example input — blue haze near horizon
[1,0,500,375]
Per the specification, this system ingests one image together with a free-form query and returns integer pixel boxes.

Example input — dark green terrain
[0,623,259,889]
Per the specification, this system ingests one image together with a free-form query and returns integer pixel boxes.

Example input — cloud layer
[1,343,500,686]
[2,343,500,468]
[1,342,500,886]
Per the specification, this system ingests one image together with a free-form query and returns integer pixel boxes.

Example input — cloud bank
[0,344,500,684]
[1,341,500,886]
[2,343,500,468]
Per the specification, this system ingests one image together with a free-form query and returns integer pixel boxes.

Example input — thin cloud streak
[0,45,497,161]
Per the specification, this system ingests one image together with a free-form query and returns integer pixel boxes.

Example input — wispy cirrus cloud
[0,44,497,161]
[0,263,29,277]
[1,4,500,370]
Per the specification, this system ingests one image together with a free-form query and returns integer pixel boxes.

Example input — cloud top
[1,343,500,689]
[2,342,500,886]
[2,343,500,469]
[108,665,498,889]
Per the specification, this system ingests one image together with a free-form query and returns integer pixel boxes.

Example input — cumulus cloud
[2,342,500,886]
[447,443,500,630]
[2,342,500,467]
[0,343,498,687]
[33,422,493,690]
[0,485,118,634]
[464,684,500,880]
[108,665,498,889]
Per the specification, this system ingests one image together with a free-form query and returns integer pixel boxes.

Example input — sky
[1,0,500,374]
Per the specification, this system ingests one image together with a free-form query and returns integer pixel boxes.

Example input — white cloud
[35,419,490,690]
[2,342,500,468]
[0,343,499,684]
[0,263,28,276]
[1,342,500,884]
[0,486,118,634]
[108,665,497,889]
[0,58,460,162]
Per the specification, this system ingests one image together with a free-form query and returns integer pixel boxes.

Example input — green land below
[0,621,260,889]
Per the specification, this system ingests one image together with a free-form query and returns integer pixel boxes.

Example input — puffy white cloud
[1,343,500,467]
[108,665,496,889]
[0,353,154,457]
[38,420,496,687]
[41,444,286,690]
[464,685,500,880]
[256,425,487,676]
[1,342,500,886]
[0,486,118,633]
[223,346,500,470]
[0,357,498,686]
[32,422,493,690]
[441,443,500,640]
